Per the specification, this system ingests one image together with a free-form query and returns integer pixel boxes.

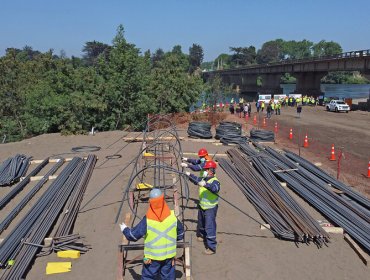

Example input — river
[281,84,370,99]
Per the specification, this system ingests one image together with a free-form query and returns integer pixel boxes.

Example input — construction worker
[119,188,184,280]
[181,148,211,176]
[185,161,220,255]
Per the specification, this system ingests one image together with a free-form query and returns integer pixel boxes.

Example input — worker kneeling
[120,188,184,280]
[186,160,220,255]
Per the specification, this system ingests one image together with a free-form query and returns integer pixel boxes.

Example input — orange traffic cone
[262,118,266,127]
[329,144,336,161]
[367,161,370,178]
[274,122,278,133]
[253,115,257,125]
[303,133,309,148]
[289,128,293,140]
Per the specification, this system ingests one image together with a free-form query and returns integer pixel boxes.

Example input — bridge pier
[292,72,327,97]
[260,74,283,95]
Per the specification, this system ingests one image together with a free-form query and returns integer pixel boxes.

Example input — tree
[189,43,204,73]
[214,53,231,70]
[229,46,256,67]
[151,48,165,68]
[312,40,342,57]
[149,51,203,113]
[82,40,111,66]
[283,40,313,59]
[256,39,285,64]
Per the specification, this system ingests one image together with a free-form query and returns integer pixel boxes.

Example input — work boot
[202,248,215,255]
[196,236,204,242]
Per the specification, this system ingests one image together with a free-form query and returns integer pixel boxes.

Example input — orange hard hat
[204,161,217,169]
[198,148,208,157]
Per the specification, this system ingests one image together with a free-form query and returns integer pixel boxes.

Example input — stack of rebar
[218,147,329,245]
[0,154,31,186]
[0,158,64,234]
[243,144,370,253]
[0,156,96,279]
[0,158,49,210]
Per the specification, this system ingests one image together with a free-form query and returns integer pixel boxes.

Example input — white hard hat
[149,188,162,199]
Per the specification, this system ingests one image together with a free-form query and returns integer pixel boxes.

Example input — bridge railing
[206,49,370,73]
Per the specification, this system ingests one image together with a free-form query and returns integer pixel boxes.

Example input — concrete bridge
[203,49,370,97]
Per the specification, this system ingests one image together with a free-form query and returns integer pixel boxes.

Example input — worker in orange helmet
[181,148,212,177]
[185,160,220,255]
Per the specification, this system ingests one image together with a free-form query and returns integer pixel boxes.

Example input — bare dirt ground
[0,105,369,280]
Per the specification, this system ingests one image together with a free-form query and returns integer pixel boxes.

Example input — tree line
[0,25,204,142]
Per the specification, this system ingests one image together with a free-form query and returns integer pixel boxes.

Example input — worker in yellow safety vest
[186,161,220,255]
[120,188,184,279]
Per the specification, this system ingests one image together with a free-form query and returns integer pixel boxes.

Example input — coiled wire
[187,122,212,139]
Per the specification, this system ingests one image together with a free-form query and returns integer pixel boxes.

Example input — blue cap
[149,188,162,199]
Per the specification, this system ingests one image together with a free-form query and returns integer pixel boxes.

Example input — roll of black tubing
[71,146,101,153]
[105,154,122,159]
[187,122,212,139]
[250,130,275,142]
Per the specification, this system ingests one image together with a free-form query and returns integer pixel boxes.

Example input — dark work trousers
[142,258,175,280]
[196,205,218,252]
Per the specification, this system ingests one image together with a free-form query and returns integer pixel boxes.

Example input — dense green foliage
[0,25,204,142]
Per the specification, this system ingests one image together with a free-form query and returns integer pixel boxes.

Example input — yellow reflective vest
[199,177,219,210]
[144,211,177,260]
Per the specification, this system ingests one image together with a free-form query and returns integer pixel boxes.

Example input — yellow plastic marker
[143,152,155,157]
[46,262,71,275]
[57,250,80,259]
[7,260,15,266]
[136,183,153,190]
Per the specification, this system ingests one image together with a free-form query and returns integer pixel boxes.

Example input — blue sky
[1,0,369,61]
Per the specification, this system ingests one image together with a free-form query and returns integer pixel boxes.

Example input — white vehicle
[258,94,271,104]
[326,100,350,113]
[273,94,287,103]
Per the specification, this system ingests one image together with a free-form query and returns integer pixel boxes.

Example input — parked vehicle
[258,94,272,104]
[326,100,350,113]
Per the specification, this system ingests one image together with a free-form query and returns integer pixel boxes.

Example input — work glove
[185,171,190,176]
[181,162,188,168]
[198,180,206,187]
[119,222,127,232]
[181,157,188,162]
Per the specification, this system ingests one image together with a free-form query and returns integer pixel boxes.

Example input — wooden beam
[117,213,132,280]
[344,233,369,266]
[20,175,58,182]
[182,152,228,157]
[123,137,184,142]
[185,246,191,280]
[260,224,343,234]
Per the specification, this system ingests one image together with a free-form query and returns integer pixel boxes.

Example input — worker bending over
[186,161,220,255]
[181,148,211,176]
[119,189,184,280]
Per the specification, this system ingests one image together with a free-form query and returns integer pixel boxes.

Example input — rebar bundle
[245,144,370,253]
[219,148,329,245]
[0,156,96,279]
[0,154,31,186]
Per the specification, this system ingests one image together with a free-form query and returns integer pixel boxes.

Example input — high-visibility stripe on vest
[144,211,177,260]
[199,176,219,210]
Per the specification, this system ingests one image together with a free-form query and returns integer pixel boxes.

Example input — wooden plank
[117,213,132,280]
[123,137,184,142]
[20,175,58,182]
[31,158,65,164]
[344,233,369,265]
[185,246,191,280]
[185,138,216,143]
[182,152,228,157]
[260,224,343,234]
[322,226,344,234]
